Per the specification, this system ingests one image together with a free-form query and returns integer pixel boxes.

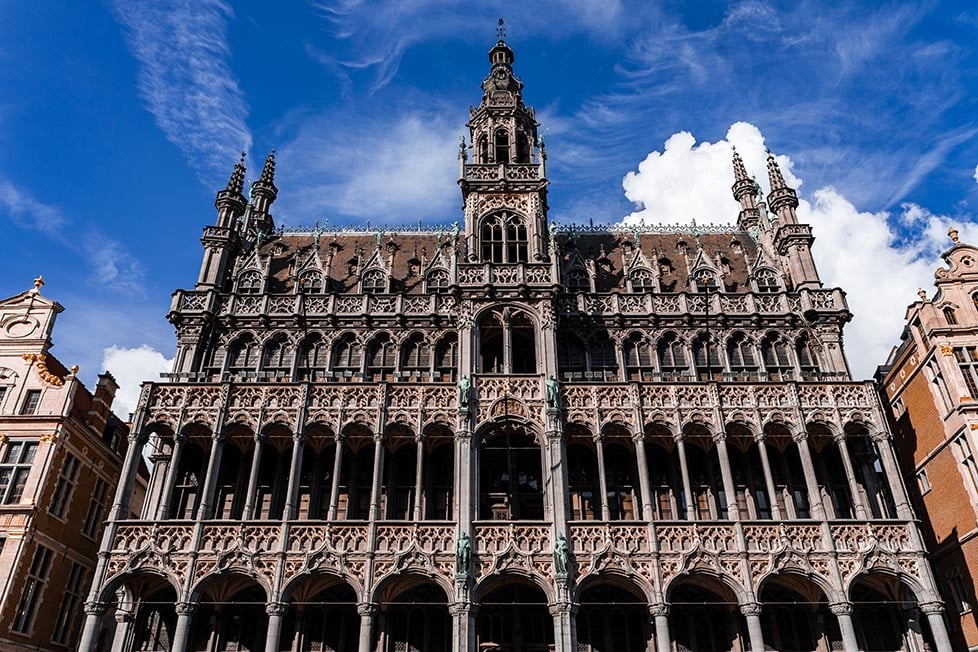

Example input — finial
[949,227,960,244]
[731,146,748,181]
[917,288,927,301]
[32,275,45,293]
[70,364,79,375]
[497,18,506,40]
[225,151,247,196]
[259,149,276,185]
[766,149,787,190]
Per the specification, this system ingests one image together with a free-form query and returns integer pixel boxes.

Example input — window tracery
[331,333,361,375]
[657,333,689,379]
[754,269,780,294]
[237,270,263,295]
[762,334,794,381]
[478,308,536,374]
[566,268,590,293]
[480,212,528,263]
[299,271,324,294]
[630,268,656,293]
[361,269,387,294]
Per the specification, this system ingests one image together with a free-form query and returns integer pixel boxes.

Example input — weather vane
[497,18,505,40]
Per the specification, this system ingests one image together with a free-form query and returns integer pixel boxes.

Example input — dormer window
[361,269,387,294]
[299,271,324,294]
[630,269,656,293]
[755,269,780,294]
[695,272,719,293]
[567,269,589,293]
[481,212,528,263]
[238,271,263,295]
[426,269,449,292]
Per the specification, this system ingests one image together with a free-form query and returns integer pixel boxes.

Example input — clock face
[494,68,507,80]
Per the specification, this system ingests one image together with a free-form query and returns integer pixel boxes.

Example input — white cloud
[0,180,67,233]
[276,111,463,224]
[101,346,174,418]
[111,0,251,186]
[618,122,975,378]
[973,163,978,183]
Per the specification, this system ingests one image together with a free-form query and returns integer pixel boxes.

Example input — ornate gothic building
[80,34,953,652]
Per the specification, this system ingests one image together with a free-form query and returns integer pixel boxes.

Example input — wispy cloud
[111,0,251,186]
[0,180,146,296]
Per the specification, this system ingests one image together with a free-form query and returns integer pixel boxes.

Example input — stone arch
[476,419,546,520]
[370,570,454,604]
[280,569,363,604]
[667,571,748,652]
[189,568,272,605]
[847,570,938,652]
[281,573,360,652]
[575,569,654,604]
[575,574,653,652]
[474,573,555,651]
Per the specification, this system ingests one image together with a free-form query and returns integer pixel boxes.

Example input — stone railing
[559,288,848,318]
[456,263,553,286]
[463,164,541,182]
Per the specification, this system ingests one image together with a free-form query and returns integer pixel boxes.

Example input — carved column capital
[828,601,853,616]
[548,602,576,616]
[130,431,150,446]
[918,601,945,615]
[713,431,728,443]
[448,602,472,617]
[293,431,307,444]
[357,602,379,617]
[175,601,197,617]
[832,431,847,444]
[753,431,767,443]
[632,431,645,443]
[373,432,387,444]
[739,602,762,617]
[83,601,109,617]
[871,430,892,443]
[648,603,670,618]
[672,432,686,444]
[266,602,290,617]
[174,430,189,444]
[791,430,809,444]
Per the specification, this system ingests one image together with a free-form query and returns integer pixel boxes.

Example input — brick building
[0,277,146,650]
[877,229,978,651]
[78,32,953,652]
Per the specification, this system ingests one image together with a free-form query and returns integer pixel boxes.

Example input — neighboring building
[0,278,146,651]
[80,33,953,652]
[877,229,978,651]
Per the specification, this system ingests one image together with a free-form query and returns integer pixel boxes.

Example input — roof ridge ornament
[497,17,506,41]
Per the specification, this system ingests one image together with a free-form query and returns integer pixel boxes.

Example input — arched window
[695,271,720,293]
[796,337,820,380]
[299,271,324,294]
[755,269,780,293]
[566,268,590,293]
[630,268,656,293]
[478,135,489,163]
[516,130,530,163]
[727,333,758,379]
[227,335,259,375]
[693,334,723,381]
[297,334,328,381]
[481,212,528,263]
[972,292,978,313]
[361,269,387,294]
[588,336,618,377]
[658,333,688,379]
[479,426,544,520]
[237,271,263,295]
[435,334,458,381]
[478,308,537,374]
[401,333,431,374]
[762,334,794,381]
[624,332,655,380]
[944,306,958,325]
[426,269,449,292]
[558,335,587,378]
[494,128,510,163]
[261,336,292,378]
[366,334,396,380]
[331,334,361,375]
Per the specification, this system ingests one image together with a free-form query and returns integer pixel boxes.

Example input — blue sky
[1,1,978,412]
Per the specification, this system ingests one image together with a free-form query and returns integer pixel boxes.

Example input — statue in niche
[456,532,471,576]
[545,375,561,411]
[457,375,472,410]
[554,534,569,576]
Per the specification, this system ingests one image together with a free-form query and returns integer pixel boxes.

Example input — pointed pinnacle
[226,151,247,195]
[259,149,276,185]
[732,147,749,182]
[766,150,786,190]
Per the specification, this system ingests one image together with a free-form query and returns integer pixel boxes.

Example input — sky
[2,1,978,416]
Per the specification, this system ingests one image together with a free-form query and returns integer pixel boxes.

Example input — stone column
[792,431,826,520]
[833,433,869,519]
[196,432,226,520]
[243,433,266,520]
[829,602,859,652]
[77,601,108,652]
[412,433,425,521]
[156,433,187,520]
[919,601,953,652]
[632,433,653,520]
[754,433,782,520]
[871,432,912,519]
[357,603,378,652]
[109,604,134,652]
[328,434,345,520]
[674,434,696,520]
[650,604,671,652]
[369,434,386,521]
[594,434,610,519]
[740,603,765,651]
[550,602,575,652]
[450,602,475,652]
[171,602,197,652]
[265,602,288,652]
[284,432,306,520]
[110,432,149,520]
[713,432,740,520]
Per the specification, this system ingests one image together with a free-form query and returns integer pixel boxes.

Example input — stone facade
[0,278,145,651]
[80,35,952,652]
[877,229,978,651]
